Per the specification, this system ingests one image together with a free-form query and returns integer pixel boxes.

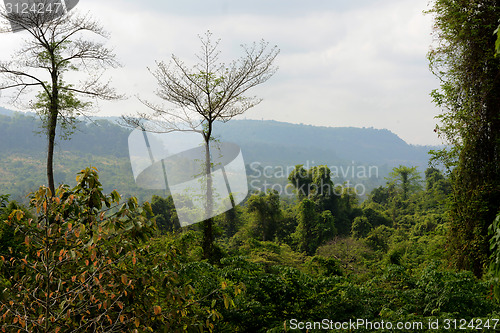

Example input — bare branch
[126,31,279,137]
[0,1,121,194]
[0,5,121,108]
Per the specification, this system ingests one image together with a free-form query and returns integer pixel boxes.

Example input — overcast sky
[0,0,443,145]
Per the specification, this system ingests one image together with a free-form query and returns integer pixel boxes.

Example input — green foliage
[318,210,337,243]
[425,167,444,192]
[0,194,8,212]
[217,256,373,332]
[351,216,372,239]
[415,263,495,317]
[32,81,92,140]
[305,255,343,276]
[0,114,436,201]
[424,167,451,210]
[217,195,242,238]
[427,0,500,277]
[246,190,282,242]
[291,199,337,256]
[0,108,496,332]
[0,160,497,332]
[363,206,392,229]
[494,19,500,57]
[387,165,422,201]
[1,11,498,329]
[317,237,375,277]
[150,195,180,232]
[235,239,304,268]
[293,199,320,255]
[287,165,312,200]
[367,262,499,329]
[128,32,279,261]
[369,185,393,205]
[0,10,121,193]
[274,205,299,244]
[0,168,222,332]
[365,225,394,252]
[287,164,358,236]
[0,200,30,260]
[489,212,500,300]
[288,165,337,211]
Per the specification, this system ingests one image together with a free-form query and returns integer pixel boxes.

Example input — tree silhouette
[0,2,121,194]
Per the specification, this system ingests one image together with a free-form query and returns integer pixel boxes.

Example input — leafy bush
[0,168,225,332]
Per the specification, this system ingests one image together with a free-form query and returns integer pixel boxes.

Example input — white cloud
[0,0,443,145]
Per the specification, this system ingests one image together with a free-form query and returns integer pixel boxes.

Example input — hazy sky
[0,0,443,145]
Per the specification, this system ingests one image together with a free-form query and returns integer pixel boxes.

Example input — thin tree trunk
[47,68,59,196]
[46,110,57,196]
[202,130,214,260]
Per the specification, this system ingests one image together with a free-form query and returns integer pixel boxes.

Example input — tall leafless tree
[0,1,121,195]
[123,31,279,259]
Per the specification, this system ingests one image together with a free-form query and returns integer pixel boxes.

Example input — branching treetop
[0,4,121,109]
[124,31,279,136]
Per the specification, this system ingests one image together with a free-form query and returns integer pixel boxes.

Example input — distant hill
[213,120,434,168]
[0,113,130,158]
[0,109,439,200]
[0,107,16,117]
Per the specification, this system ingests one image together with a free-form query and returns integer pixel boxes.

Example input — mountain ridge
[0,108,437,167]
[0,109,438,200]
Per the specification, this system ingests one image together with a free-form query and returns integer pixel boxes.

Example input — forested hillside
[0,111,499,332]
[1,164,498,332]
[1,0,499,331]
[214,119,433,166]
[0,112,435,202]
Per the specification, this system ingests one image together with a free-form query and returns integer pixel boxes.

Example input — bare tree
[123,31,279,259]
[0,1,121,195]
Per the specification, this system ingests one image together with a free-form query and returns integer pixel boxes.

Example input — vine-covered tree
[247,190,282,242]
[427,0,500,277]
[293,198,319,255]
[0,2,121,195]
[351,216,372,239]
[288,165,337,211]
[387,165,422,201]
[123,31,279,260]
[150,195,181,232]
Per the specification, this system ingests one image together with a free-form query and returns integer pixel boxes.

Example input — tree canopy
[0,4,121,194]
[123,31,279,261]
[427,0,500,277]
